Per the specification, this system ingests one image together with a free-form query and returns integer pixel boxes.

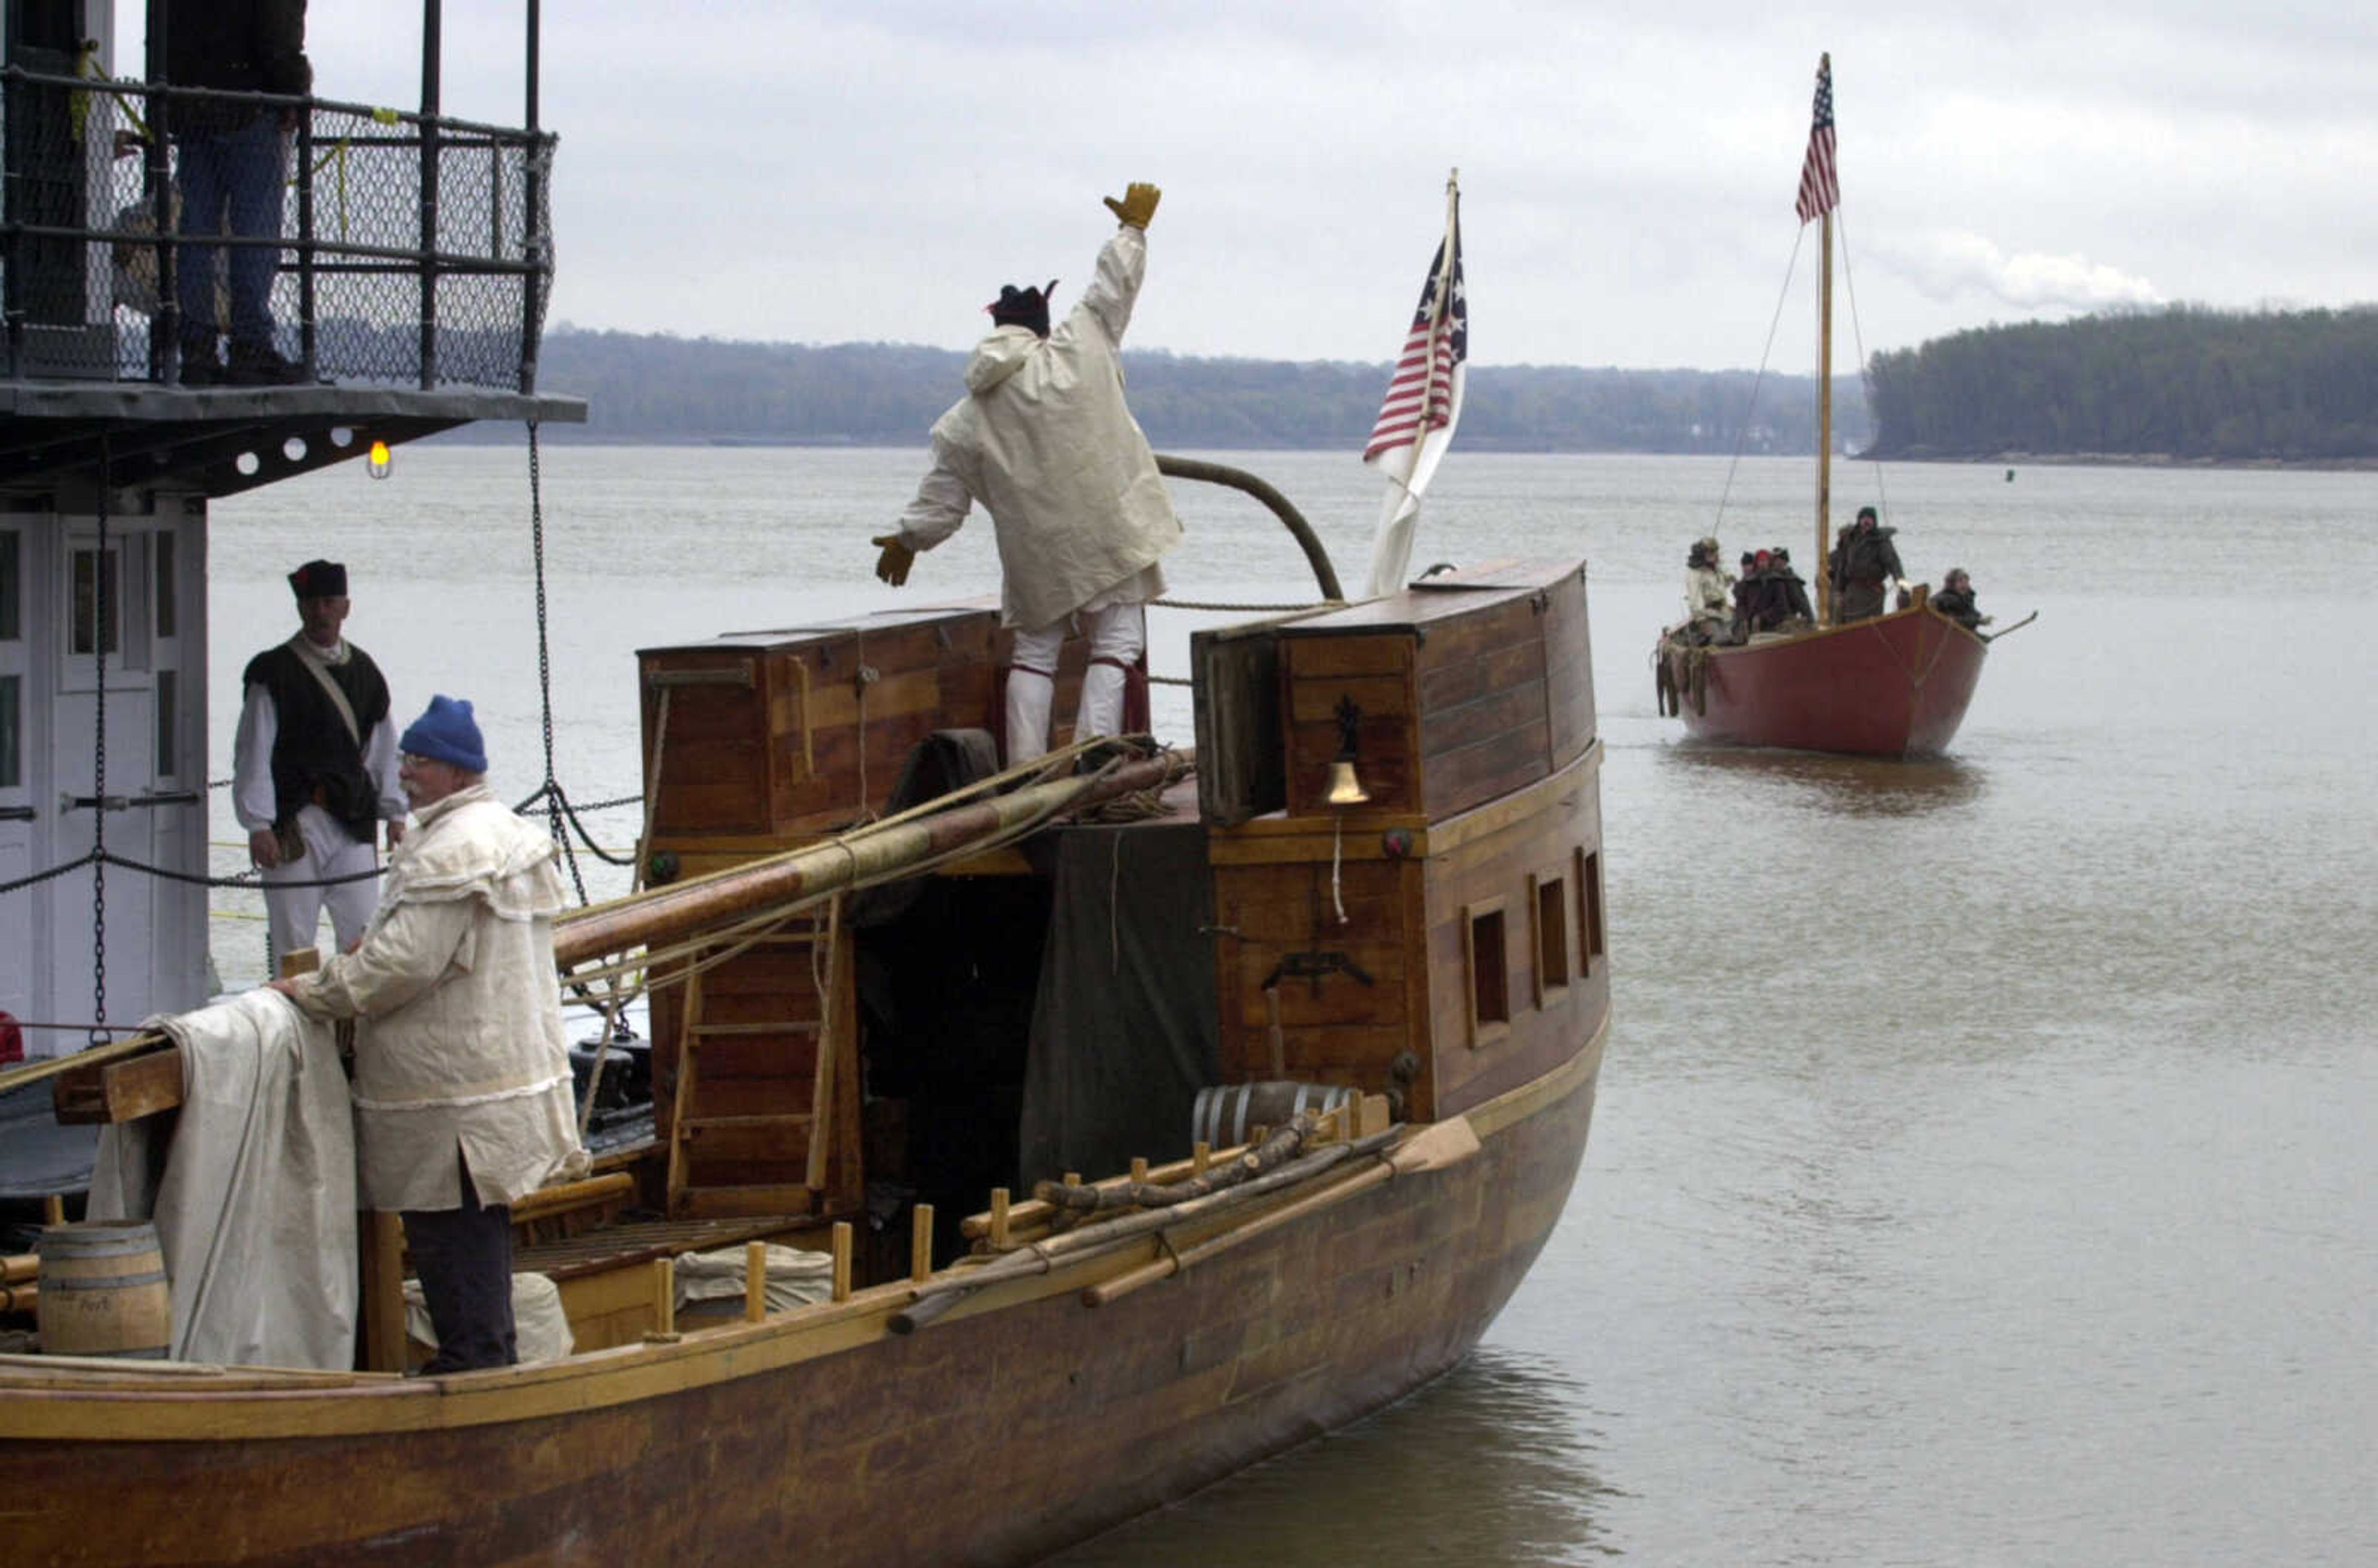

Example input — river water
[211,445,2376,1566]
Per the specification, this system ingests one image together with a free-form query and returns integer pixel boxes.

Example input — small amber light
[367,440,391,479]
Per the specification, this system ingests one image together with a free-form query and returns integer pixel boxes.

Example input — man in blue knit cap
[273,695,586,1372]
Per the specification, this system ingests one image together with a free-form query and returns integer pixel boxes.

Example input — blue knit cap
[399,694,487,773]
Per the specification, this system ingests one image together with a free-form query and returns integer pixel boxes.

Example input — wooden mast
[1813,52,1835,625]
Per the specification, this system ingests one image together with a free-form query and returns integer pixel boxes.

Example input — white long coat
[291,782,586,1211]
[896,224,1182,632]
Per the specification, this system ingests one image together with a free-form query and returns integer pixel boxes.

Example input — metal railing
[1,67,555,393]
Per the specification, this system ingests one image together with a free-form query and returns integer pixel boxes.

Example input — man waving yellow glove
[1103,182,1161,230]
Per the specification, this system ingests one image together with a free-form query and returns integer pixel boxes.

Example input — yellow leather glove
[871,534,915,587]
[1103,182,1161,230]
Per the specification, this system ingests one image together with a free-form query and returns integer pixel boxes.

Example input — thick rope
[1151,596,1333,614]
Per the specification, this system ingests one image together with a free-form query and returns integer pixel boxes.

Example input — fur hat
[987,279,1058,338]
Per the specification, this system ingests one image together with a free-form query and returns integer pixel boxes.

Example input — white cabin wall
[1,484,211,1058]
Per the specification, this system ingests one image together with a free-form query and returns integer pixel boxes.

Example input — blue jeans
[175,112,285,346]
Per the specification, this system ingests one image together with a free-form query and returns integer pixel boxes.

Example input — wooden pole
[649,1257,676,1337]
[910,1204,934,1284]
[830,1222,852,1303]
[988,1188,1011,1250]
[743,1240,767,1323]
[1815,139,1836,624]
[553,751,1191,967]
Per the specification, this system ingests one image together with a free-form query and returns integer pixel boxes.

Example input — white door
[0,522,35,1047]
[47,524,163,1039]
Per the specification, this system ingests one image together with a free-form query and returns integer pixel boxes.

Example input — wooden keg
[1191,1081,1351,1149]
[36,1221,172,1359]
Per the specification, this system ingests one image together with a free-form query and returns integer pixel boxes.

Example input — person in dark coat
[232,559,406,963]
[167,0,311,385]
[1770,547,1816,624]
[1932,567,1992,632]
[1831,506,1904,622]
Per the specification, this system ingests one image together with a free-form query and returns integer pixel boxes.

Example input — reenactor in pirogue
[1932,567,1992,632]
[1767,547,1816,625]
[1683,536,1735,644]
[1827,505,1904,622]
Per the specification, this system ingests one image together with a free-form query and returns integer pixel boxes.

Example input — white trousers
[1006,603,1146,764]
[261,812,382,964]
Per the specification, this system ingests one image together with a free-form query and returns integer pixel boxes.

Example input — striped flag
[1362,176,1467,596]
[1364,225,1467,463]
[1795,54,1839,224]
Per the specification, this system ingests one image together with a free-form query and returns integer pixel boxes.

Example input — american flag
[1363,222,1467,463]
[1794,54,1839,225]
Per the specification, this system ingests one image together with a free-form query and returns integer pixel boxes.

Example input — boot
[226,338,307,386]
[178,328,222,387]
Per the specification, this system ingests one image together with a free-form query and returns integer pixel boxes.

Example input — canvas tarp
[88,990,357,1369]
[1017,819,1219,1187]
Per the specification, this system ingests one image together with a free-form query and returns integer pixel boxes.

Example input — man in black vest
[233,560,406,964]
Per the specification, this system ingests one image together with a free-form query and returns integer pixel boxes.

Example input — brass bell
[1324,758,1370,807]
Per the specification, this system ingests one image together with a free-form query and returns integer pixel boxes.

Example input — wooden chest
[638,606,1001,842]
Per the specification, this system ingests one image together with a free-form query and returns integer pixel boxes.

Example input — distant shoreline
[428,427,2378,470]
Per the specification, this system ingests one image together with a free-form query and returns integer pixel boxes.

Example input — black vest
[244,640,391,843]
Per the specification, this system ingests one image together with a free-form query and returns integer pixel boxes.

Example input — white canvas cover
[88,990,358,1370]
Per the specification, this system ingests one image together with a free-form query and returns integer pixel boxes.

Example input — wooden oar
[1082,1115,1481,1307]
[886,1128,1402,1334]
[1981,610,2039,643]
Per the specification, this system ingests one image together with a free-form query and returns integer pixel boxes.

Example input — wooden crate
[638,606,1000,840]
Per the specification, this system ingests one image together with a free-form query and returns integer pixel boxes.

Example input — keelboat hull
[0,1029,1601,1568]
[4,560,1613,1568]
[1660,603,1987,758]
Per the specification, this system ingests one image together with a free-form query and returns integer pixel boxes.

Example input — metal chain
[524,419,590,903]
[90,437,110,1038]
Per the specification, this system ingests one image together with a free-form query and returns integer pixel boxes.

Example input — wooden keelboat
[1,554,1611,1567]
[1652,52,1995,760]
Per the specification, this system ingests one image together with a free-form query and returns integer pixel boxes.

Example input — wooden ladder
[663,895,850,1219]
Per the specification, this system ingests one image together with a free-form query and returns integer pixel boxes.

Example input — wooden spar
[0,1030,169,1097]
[1815,76,1835,627]
[1084,1116,1482,1307]
[887,1129,1401,1334]
[552,751,1191,967]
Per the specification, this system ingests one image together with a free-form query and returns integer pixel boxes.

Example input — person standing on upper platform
[874,181,1182,764]
[167,0,311,385]
[233,559,406,964]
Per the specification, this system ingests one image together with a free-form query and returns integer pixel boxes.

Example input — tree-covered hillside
[517,328,1872,454]
[1866,305,2378,461]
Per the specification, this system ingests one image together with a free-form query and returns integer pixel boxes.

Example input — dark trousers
[174,111,284,346]
[404,1152,516,1374]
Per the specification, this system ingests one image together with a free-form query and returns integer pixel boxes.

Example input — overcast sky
[120,1,2377,373]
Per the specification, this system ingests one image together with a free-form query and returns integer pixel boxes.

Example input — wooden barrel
[35,1221,172,1359]
[1191,1081,1351,1149]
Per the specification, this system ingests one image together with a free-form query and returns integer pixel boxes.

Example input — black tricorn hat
[288,559,347,598]
[986,279,1058,338]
